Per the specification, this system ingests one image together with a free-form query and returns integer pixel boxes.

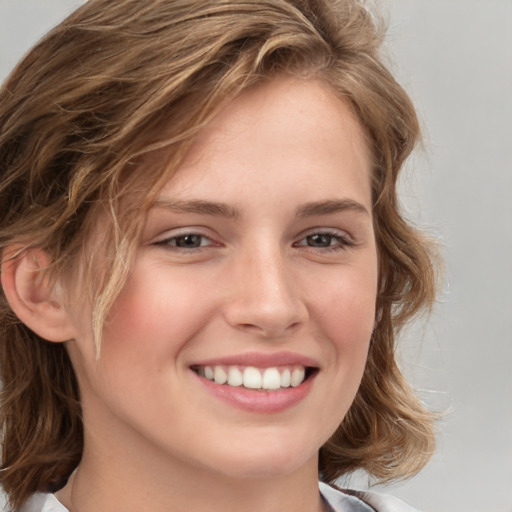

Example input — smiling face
[65,76,378,483]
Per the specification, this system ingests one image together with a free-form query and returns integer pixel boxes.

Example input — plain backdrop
[1,1,511,511]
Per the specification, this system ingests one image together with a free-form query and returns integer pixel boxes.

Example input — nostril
[236,320,302,338]
[239,323,264,333]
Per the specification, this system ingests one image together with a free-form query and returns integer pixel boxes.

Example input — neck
[58,439,324,512]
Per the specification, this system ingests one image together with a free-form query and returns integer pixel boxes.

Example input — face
[65,76,378,481]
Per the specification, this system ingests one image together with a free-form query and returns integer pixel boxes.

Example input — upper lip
[190,351,320,369]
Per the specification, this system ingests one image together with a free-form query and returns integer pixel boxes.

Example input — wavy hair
[0,0,438,508]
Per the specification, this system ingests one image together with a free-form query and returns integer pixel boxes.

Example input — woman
[0,1,438,511]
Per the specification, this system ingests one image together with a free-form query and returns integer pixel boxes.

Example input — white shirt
[20,482,420,512]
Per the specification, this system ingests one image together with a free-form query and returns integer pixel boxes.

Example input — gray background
[1,1,511,511]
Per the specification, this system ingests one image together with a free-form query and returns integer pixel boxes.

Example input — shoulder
[20,486,418,512]
[18,493,69,512]
[319,482,421,512]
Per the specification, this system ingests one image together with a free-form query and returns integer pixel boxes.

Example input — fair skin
[3,77,378,512]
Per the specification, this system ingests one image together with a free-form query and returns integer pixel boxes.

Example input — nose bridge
[225,241,306,337]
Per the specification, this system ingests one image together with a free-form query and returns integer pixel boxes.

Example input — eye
[294,230,354,251]
[304,234,337,248]
[154,232,214,249]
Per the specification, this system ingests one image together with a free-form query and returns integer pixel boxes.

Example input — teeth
[227,366,243,387]
[290,367,306,387]
[213,366,227,385]
[199,364,308,390]
[262,367,281,390]
[280,368,291,387]
[243,367,262,389]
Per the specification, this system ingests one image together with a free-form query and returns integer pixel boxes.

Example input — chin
[198,437,319,481]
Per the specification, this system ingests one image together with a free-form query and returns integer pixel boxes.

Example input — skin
[52,76,378,512]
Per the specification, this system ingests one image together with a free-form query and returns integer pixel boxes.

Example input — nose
[223,247,308,338]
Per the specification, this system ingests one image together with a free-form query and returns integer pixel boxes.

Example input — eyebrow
[152,199,242,219]
[152,197,369,219]
[295,199,369,217]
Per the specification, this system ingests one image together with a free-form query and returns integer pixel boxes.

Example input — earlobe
[1,247,76,342]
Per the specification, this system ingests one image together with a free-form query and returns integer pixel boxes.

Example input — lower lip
[194,371,316,413]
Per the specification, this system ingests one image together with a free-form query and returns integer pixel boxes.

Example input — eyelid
[152,227,219,249]
[298,226,354,240]
[293,227,356,250]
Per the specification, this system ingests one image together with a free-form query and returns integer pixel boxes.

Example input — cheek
[307,261,377,398]
[308,263,377,343]
[100,264,218,364]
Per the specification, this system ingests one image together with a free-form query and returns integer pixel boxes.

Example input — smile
[193,365,309,391]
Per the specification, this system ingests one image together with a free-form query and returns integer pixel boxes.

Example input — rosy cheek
[101,267,208,356]
[318,280,376,351]
[103,289,149,343]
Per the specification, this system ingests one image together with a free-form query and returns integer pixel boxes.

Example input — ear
[1,247,76,342]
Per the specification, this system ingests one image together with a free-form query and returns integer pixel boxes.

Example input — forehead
[155,76,372,209]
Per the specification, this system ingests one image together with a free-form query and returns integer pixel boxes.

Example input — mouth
[190,364,318,391]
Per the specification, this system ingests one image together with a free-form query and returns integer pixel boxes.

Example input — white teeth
[243,366,262,389]
[290,367,305,387]
[198,364,308,390]
[204,366,214,380]
[227,367,243,387]
[213,366,227,385]
[280,368,291,388]
[262,367,281,390]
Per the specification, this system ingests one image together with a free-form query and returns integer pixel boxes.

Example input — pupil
[177,234,201,248]
[307,234,331,247]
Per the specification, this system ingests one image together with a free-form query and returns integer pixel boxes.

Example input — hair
[0,0,438,509]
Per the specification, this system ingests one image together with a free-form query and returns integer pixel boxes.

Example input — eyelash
[153,229,354,253]
[293,230,355,252]
[153,232,215,251]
